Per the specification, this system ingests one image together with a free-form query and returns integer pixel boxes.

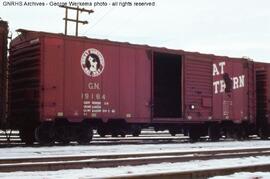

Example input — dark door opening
[153,52,182,118]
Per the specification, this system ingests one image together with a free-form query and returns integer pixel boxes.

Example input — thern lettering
[213,75,245,94]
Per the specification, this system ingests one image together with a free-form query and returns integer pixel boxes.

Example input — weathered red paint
[211,58,255,123]
[255,62,270,125]
[8,30,256,127]
[182,54,255,124]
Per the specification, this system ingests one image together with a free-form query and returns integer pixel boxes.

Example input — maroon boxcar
[0,20,8,128]
[8,29,257,144]
[255,62,270,138]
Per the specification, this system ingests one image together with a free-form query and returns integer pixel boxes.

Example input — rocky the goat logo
[81,48,105,77]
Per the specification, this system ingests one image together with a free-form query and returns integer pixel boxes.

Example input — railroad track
[104,163,270,179]
[0,147,270,172]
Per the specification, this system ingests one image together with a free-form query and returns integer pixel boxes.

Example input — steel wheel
[35,123,55,145]
[55,126,70,145]
[97,127,107,137]
[208,124,220,142]
[131,125,141,137]
[77,127,93,145]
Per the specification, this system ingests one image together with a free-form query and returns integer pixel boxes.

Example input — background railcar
[255,62,270,138]
[0,20,8,129]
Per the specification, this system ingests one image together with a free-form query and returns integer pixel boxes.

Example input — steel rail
[103,163,270,179]
[0,147,270,172]
[1,147,270,164]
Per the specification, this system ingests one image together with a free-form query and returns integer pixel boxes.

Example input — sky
[0,0,270,62]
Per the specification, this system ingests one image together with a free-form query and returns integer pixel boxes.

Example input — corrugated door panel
[184,56,213,120]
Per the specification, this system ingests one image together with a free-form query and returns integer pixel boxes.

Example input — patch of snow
[210,172,270,179]
[0,140,270,159]
[0,156,270,178]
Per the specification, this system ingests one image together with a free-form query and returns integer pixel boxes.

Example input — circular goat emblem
[81,48,105,77]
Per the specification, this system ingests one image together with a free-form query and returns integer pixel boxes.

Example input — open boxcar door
[151,51,183,122]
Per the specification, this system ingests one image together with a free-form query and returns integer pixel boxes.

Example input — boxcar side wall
[41,36,151,123]
[41,35,256,125]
